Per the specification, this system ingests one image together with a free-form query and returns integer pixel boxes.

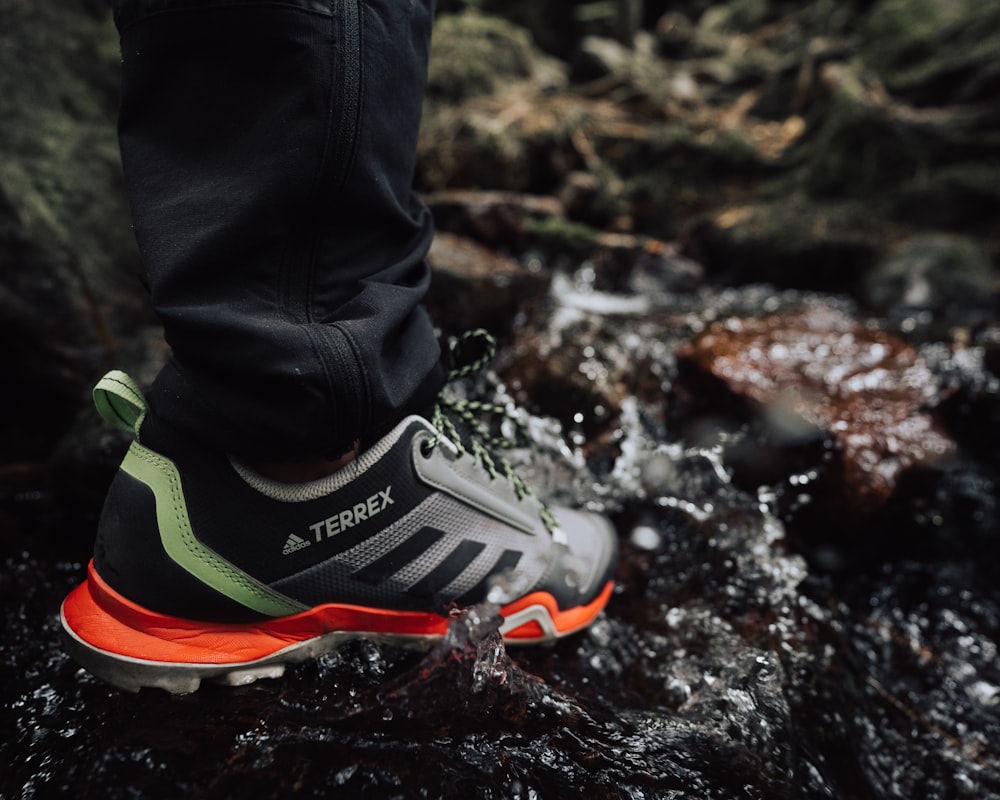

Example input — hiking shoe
[61,333,617,693]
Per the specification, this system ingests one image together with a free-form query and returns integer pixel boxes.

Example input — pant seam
[307,323,371,453]
[335,322,372,440]
[302,0,363,324]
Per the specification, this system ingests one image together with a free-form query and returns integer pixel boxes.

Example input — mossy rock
[797,61,932,198]
[696,0,771,35]
[892,161,1000,236]
[0,2,151,461]
[426,10,567,102]
[860,0,1000,105]
[522,216,605,259]
[684,196,886,291]
[860,233,997,320]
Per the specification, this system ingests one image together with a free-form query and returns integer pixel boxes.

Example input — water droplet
[630,525,661,550]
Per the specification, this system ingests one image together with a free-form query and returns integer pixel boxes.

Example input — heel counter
[93,443,298,623]
[93,461,160,597]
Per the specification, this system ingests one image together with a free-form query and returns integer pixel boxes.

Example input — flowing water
[3,272,1000,799]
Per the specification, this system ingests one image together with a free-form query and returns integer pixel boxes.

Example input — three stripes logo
[351,526,523,604]
[279,521,525,606]
[282,533,311,555]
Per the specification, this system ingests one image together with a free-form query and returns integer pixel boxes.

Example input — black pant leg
[115,0,442,460]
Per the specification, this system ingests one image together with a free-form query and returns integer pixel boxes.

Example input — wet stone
[426,189,565,249]
[425,231,549,337]
[677,302,956,513]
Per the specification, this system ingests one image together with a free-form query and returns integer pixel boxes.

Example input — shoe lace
[425,329,559,534]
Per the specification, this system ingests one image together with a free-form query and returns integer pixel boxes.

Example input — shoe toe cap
[545,506,619,608]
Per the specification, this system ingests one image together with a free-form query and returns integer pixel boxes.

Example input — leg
[116,0,442,461]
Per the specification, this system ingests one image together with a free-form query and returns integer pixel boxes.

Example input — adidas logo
[282,533,312,556]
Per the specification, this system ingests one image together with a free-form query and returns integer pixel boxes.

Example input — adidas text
[308,486,394,542]
[282,534,312,555]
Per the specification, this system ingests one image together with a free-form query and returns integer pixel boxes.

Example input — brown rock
[425,190,564,248]
[678,304,955,510]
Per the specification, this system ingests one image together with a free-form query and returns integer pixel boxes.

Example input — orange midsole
[62,561,613,665]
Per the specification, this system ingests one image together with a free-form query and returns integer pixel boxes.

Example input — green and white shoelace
[425,329,559,534]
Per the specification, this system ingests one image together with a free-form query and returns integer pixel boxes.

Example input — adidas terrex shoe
[61,342,617,693]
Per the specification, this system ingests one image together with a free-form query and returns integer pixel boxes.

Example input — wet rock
[7,282,1000,799]
[557,169,622,228]
[356,607,565,738]
[627,240,706,295]
[835,558,1000,799]
[498,322,632,445]
[523,217,702,292]
[425,189,565,249]
[425,232,549,337]
[676,303,956,513]
[490,252,694,450]
[925,330,1000,512]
